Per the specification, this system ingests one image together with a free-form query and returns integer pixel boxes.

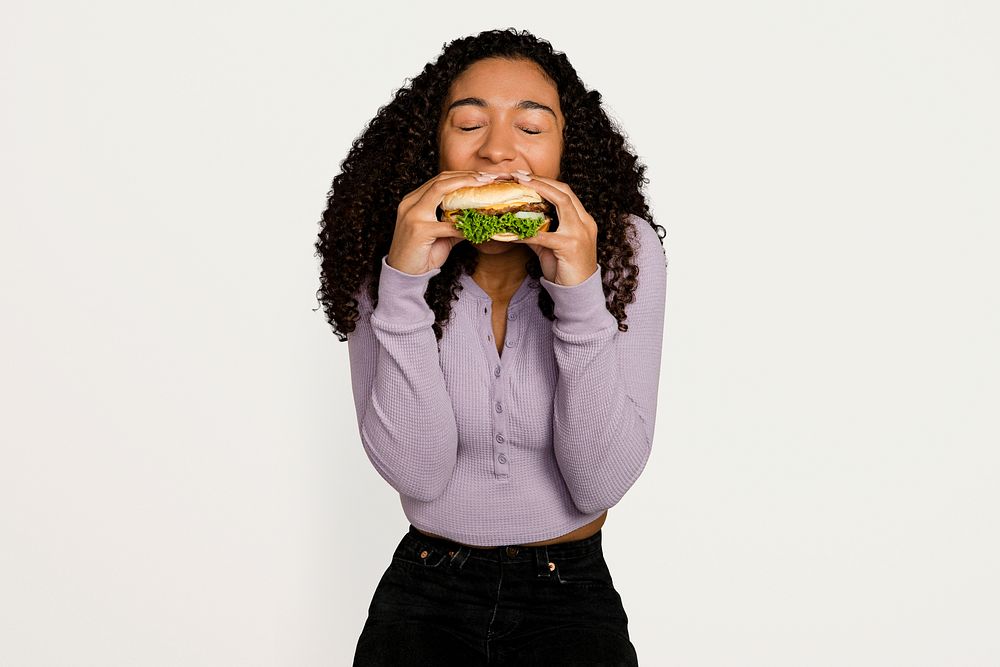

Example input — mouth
[480,172,516,181]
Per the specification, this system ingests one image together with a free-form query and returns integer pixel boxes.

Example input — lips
[478,172,518,181]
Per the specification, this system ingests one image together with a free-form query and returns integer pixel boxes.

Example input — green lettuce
[452,209,545,244]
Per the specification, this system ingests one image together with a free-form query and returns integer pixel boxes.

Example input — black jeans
[353,524,639,666]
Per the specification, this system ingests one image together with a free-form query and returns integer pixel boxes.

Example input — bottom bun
[491,219,550,242]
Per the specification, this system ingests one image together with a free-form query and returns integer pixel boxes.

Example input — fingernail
[513,172,532,181]
[515,169,530,175]
[476,173,498,182]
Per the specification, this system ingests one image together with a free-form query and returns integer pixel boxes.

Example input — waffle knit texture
[347,214,667,546]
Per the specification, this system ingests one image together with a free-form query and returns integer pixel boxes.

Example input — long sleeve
[346,254,459,502]
[539,215,668,514]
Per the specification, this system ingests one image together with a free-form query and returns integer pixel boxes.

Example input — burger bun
[441,181,542,211]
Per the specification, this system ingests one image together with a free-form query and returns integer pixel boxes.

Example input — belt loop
[448,545,472,571]
[535,544,552,578]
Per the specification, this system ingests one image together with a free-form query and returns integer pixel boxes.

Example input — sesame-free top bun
[441,181,542,211]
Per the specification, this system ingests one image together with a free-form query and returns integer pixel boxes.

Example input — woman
[316,28,667,665]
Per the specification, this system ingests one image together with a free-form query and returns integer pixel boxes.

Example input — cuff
[539,264,617,336]
[371,254,441,327]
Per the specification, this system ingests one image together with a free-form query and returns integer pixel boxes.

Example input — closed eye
[458,126,542,135]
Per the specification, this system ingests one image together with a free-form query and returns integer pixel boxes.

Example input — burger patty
[446,202,551,217]
[486,202,550,215]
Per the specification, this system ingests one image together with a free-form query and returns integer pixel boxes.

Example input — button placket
[504,309,518,349]
[480,300,503,378]
[479,297,525,479]
[493,422,509,475]
[492,355,509,478]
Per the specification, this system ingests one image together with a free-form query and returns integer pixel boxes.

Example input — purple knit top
[347,214,668,546]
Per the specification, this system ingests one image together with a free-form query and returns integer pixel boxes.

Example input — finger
[512,173,591,228]
[512,230,565,252]
[400,171,482,215]
[400,171,497,216]
[517,173,584,213]
[427,217,469,239]
[401,173,498,222]
[418,172,503,215]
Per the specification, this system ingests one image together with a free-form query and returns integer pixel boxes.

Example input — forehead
[444,58,561,116]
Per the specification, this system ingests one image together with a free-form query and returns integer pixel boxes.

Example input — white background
[2,0,998,665]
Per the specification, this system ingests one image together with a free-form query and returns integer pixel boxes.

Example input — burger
[440,180,553,244]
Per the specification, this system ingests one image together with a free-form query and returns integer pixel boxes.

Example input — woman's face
[438,57,564,180]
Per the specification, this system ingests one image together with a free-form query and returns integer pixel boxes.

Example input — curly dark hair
[315,27,666,342]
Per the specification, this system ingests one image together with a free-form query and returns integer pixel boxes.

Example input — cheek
[526,139,563,175]
[439,136,476,165]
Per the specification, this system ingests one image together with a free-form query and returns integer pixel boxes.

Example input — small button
[507,313,516,320]
[505,340,514,347]
[498,453,507,464]
[548,561,556,571]
[419,550,429,559]
[495,402,502,413]
[494,365,501,377]
[496,434,504,443]
[506,546,519,557]
[487,335,492,340]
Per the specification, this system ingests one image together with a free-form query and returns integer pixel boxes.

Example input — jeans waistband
[404,524,603,563]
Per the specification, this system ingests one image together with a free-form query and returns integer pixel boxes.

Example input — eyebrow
[445,97,558,120]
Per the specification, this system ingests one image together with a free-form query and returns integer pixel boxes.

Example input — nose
[477,124,517,165]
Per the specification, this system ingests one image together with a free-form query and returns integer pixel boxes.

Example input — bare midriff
[416,510,608,549]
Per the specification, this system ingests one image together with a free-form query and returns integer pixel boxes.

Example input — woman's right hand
[386,170,502,275]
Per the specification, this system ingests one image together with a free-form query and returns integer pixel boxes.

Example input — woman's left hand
[510,171,598,287]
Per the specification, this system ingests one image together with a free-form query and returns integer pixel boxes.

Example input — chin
[472,239,520,254]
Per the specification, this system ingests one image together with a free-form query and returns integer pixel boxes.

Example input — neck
[471,245,534,295]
